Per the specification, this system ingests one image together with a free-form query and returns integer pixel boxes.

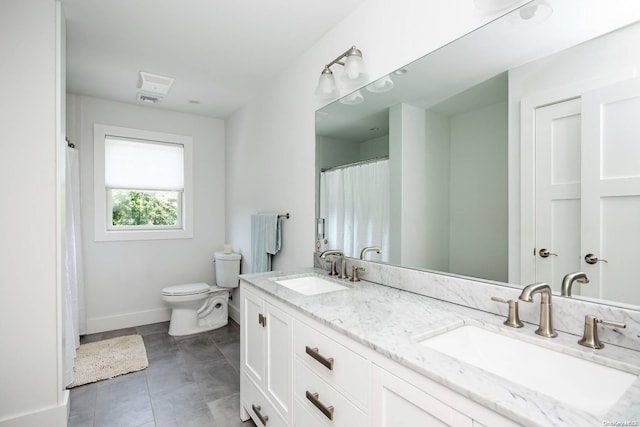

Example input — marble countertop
[239,268,640,427]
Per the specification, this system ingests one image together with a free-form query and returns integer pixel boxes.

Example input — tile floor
[68,320,257,427]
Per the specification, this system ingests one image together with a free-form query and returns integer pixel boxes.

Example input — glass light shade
[315,71,339,98]
[339,90,364,105]
[366,75,394,93]
[518,1,553,22]
[343,53,367,83]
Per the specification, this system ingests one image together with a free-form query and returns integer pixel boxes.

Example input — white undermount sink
[418,325,637,415]
[273,275,349,296]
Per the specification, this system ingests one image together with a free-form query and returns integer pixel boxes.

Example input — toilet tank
[214,252,241,288]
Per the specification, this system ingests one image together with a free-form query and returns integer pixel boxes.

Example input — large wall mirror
[315,0,640,310]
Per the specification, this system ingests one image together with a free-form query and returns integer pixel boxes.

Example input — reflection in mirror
[315,0,640,309]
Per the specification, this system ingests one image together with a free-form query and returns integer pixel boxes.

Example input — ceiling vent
[137,92,162,104]
[137,71,174,96]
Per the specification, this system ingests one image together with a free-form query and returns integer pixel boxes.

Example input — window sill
[95,227,193,242]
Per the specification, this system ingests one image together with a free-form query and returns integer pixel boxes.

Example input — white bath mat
[67,334,148,388]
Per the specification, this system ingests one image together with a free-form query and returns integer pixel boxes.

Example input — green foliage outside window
[111,190,179,226]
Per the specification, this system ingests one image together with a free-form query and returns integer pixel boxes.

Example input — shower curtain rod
[320,155,389,172]
[66,137,76,148]
[279,213,290,219]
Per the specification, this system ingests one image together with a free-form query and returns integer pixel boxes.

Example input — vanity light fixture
[315,46,368,99]
[366,75,394,93]
[339,90,364,105]
[518,0,553,22]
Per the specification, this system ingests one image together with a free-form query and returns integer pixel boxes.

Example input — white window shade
[105,137,184,190]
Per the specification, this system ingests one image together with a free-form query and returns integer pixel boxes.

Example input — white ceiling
[62,0,367,118]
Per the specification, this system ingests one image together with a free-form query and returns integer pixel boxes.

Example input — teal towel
[251,213,282,273]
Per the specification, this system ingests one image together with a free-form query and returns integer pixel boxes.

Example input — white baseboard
[0,390,69,427]
[86,307,171,334]
[228,301,240,325]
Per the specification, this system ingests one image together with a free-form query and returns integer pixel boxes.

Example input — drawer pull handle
[252,404,269,426]
[306,391,334,420]
[305,346,334,370]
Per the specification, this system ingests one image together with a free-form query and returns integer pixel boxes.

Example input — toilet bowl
[162,251,241,336]
[162,283,229,336]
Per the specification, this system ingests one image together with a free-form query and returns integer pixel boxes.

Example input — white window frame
[94,124,194,241]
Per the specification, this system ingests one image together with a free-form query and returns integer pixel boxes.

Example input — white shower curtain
[320,159,390,261]
[63,145,85,386]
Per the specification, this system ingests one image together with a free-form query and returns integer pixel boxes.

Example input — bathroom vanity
[238,267,640,427]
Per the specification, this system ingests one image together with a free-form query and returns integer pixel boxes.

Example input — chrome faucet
[360,246,382,260]
[518,282,557,338]
[561,271,589,297]
[320,250,348,279]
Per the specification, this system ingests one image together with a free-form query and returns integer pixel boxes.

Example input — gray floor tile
[193,359,240,401]
[136,321,170,336]
[70,318,245,426]
[217,340,241,374]
[151,382,213,425]
[207,393,257,427]
[209,321,240,345]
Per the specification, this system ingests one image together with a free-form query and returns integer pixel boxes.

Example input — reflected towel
[251,213,282,273]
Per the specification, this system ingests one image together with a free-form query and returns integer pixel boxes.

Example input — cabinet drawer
[293,319,369,410]
[292,398,327,427]
[294,358,367,427]
[241,373,287,427]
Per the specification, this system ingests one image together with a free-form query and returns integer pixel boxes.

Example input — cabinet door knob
[305,346,334,370]
[306,391,334,420]
[251,404,269,426]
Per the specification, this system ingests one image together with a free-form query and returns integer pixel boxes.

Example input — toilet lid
[162,282,211,296]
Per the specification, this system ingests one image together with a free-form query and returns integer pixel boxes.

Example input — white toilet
[162,251,241,336]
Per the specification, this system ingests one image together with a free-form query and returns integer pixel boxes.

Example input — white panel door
[581,77,640,305]
[242,288,266,389]
[534,98,583,292]
[265,301,292,422]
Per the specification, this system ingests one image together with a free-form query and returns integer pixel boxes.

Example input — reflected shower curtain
[63,146,84,386]
[320,159,389,261]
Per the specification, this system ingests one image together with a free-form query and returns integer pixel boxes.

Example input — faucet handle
[578,314,626,349]
[326,260,338,276]
[350,266,365,282]
[491,297,524,328]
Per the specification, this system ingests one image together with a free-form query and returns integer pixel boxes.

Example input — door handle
[539,248,557,258]
[585,253,608,264]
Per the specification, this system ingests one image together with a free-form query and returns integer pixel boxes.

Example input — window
[94,124,193,241]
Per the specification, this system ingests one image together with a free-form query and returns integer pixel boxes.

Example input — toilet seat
[162,282,210,296]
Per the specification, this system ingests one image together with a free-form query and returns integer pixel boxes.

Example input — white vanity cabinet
[371,363,518,427]
[240,279,519,427]
[240,283,292,426]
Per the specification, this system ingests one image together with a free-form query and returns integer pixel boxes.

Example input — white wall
[360,135,388,159]
[449,101,508,282]
[67,95,226,333]
[389,104,450,268]
[316,135,360,170]
[0,0,68,425]
[226,0,528,274]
